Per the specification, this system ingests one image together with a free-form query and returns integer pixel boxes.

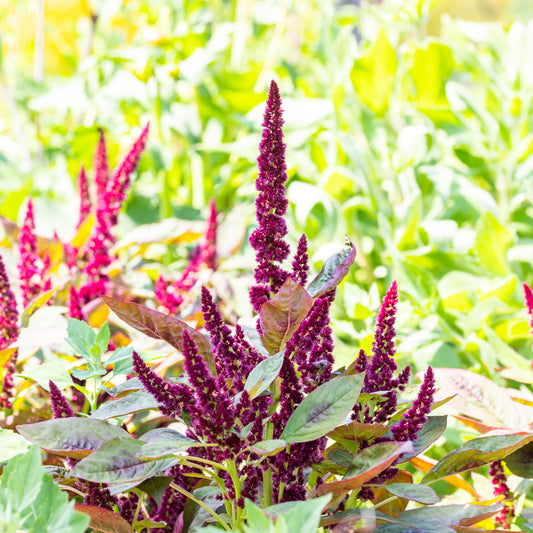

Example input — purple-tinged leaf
[280,374,364,443]
[307,235,356,297]
[136,428,198,459]
[103,296,214,372]
[395,503,503,527]
[259,277,313,355]
[397,416,447,462]
[17,418,131,459]
[504,441,533,478]
[74,504,134,533]
[383,483,439,504]
[327,421,389,451]
[89,390,160,420]
[244,351,284,399]
[71,437,175,484]
[247,439,287,456]
[422,429,533,483]
[106,378,143,397]
[317,441,413,502]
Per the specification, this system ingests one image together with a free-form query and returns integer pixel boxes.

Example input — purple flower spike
[354,349,368,373]
[249,81,290,311]
[0,254,19,350]
[76,165,91,229]
[291,234,309,287]
[18,199,42,306]
[524,283,533,333]
[155,274,182,315]
[49,380,75,418]
[132,351,187,417]
[391,366,435,442]
[490,459,515,529]
[68,285,84,321]
[200,199,217,270]
[94,129,110,204]
[182,330,236,447]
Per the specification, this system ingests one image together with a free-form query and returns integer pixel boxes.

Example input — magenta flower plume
[132,351,187,417]
[291,234,309,287]
[155,274,182,315]
[391,366,435,442]
[68,285,84,321]
[76,165,91,229]
[200,199,217,270]
[0,255,19,409]
[49,380,75,418]
[490,460,515,529]
[103,123,149,227]
[94,129,110,203]
[249,80,290,312]
[0,255,19,350]
[524,283,533,333]
[18,199,42,306]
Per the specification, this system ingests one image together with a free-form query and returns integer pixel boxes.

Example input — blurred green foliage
[2,0,533,381]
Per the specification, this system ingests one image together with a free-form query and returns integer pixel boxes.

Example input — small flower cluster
[524,282,533,333]
[0,254,19,408]
[155,199,219,315]
[489,459,515,529]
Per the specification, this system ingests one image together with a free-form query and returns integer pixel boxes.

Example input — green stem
[227,459,243,528]
[169,482,231,532]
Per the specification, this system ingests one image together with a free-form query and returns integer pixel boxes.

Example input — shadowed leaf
[89,390,160,420]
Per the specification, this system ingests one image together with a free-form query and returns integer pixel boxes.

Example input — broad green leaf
[259,277,313,355]
[103,296,214,372]
[398,416,448,462]
[317,441,413,502]
[422,429,533,483]
[17,360,73,391]
[106,377,143,396]
[136,428,197,459]
[244,500,277,533]
[307,235,357,297]
[474,212,512,276]
[136,476,173,506]
[247,439,287,456]
[280,374,364,443]
[74,504,134,533]
[265,495,332,533]
[71,437,174,484]
[0,428,31,462]
[17,418,131,459]
[89,390,160,419]
[244,351,284,399]
[505,441,533,478]
[95,322,111,354]
[350,29,397,114]
[66,318,97,360]
[384,483,439,504]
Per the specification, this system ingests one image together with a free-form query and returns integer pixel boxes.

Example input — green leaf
[280,374,364,443]
[17,418,132,459]
[95,322,111,354]
[0,428,31,462]
[307,235,357,297]
[422,429,533,483]
[259,277,313,355]
[136,476,173,506]
[106,377,143,396]
[505,441,533,478]
[398,416,448,462]
[475,212,512,276]
[384,483,439,504]
[247,439,287,457]
[89,390,160,419]
[265,495,333,533]
[350,29,397,114]
[71,437,175,484]
[327,421,389,451]
[103,296,214,372]
[17,361,73,392]
[66,318,97,360]
[136,428,197,459]
[244,351,284,399]
[484,325,531,373]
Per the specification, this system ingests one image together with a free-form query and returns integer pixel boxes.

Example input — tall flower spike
[94,129,110,205]
[524,283,533,333]
[155,275,182,315]
[76,165,91,229]
[249,80,290,312]
[18,199,42,306]
[49,380,75,418]
[490,459,515,529]
[291,234,309,287]
[200,199,217,270]
[68,285,84,321]
[133,351,188,417]
[0,254,19,350]
[391,366,435,442]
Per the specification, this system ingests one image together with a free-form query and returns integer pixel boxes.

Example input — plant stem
[227,459,243,528]
[169,482,231,532]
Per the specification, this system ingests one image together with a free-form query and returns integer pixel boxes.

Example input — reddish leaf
[316,441,413,503]
[259,277,313,355]
[74,504,134,533]
[17,418,131,459]
[327,421,388,451]
[103,296,214,372]
[307,235,356,297]
[422,429,533,483]
[371,470,413,518]
[452,415,498,434]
